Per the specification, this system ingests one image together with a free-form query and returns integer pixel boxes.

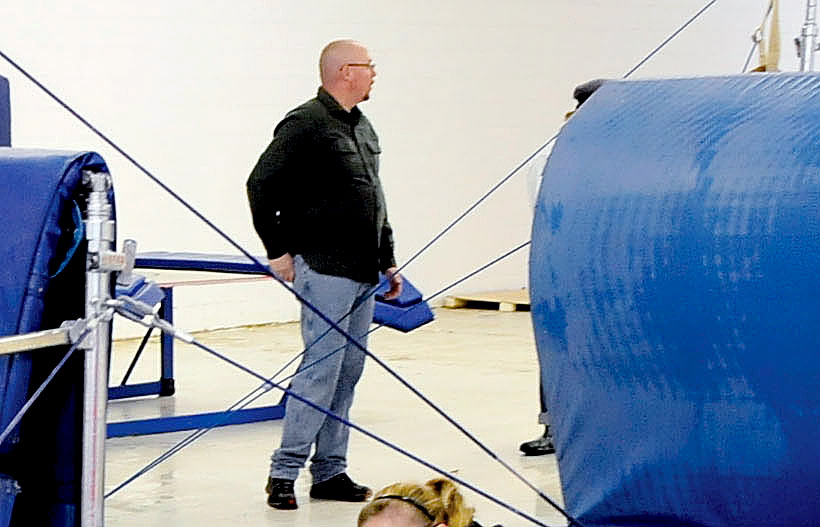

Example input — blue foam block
[531,73,820,527]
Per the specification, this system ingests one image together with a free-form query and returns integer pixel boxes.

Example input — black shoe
[266,477,297,510]
[309,473,372,502]
[519,433,555,456]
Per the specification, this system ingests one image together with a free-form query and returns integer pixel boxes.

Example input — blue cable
[0,0,723,420]
[0,0,725,379]
[623,0,720,79]
[108,332,579,527]
[106,241,534,504]
[0,48,441,465]
[2,2,721,520]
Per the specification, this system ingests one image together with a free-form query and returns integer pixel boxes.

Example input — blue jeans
[270,256,375,483]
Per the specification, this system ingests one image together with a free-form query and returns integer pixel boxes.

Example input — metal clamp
[109,296,194,344]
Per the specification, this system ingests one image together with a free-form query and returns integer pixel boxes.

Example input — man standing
[520,78,607,457]
[247,39,402,510]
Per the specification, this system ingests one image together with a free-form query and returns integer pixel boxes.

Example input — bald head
[320,40,365,84]
[319,39,376,111]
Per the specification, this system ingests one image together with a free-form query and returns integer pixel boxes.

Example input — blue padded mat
[530,73,820,527]
[134,251,433,329]
[0,148,109,526]
[0,77,8,147]
[0,149,107,447]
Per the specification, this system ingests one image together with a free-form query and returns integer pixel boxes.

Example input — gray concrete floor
[105,308,567,527]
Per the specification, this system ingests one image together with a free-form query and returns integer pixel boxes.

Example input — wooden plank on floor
[443,289,530,311]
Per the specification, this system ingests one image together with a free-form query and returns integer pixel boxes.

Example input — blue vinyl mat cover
[530,73,820,527]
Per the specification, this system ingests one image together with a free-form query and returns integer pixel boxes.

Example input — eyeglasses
[343,62,376,70]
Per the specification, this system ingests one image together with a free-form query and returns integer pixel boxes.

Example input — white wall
[0,1,810,335]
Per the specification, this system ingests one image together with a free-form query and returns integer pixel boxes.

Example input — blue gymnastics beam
[134,251,434,330]
[107,405,285,438]
[106,251,435,437]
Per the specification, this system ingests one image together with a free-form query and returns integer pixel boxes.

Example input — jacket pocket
[365,140,381,155]
[331,137,358,153]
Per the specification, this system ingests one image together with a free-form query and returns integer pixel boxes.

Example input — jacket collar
[317,87,361,123]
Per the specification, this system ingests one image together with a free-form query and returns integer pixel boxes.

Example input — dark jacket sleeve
[379,218,396,272]
[246,113,311,259]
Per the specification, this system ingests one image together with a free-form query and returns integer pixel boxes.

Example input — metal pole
[800,0,818,71]
[81,171,114,527]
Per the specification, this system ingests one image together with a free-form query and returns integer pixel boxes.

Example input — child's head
[358,478,475,527]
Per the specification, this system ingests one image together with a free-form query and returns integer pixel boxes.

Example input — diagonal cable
[107,241,587,526]
[107,319,582,527]
[0,0,725,353]
[0,0,722,401]
[107,242,550,507]
[0,51,479,481]
[390,136,557,279]
[6,2,723,519]
[623,0,720,79]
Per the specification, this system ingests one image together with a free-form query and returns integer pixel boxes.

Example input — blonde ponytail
[426,478,475,527]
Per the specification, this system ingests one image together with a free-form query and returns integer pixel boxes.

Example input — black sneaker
[519,433,555,456]
[266,477,297,510]
[309,473,371,502]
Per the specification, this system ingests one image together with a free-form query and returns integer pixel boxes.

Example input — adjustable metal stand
[80,171,118,527]
[798,0,819,71]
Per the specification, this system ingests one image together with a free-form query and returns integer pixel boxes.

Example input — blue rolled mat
[531,73,820,527]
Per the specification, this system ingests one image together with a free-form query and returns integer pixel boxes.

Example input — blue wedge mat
[134,251,434,330]
[0,77,8,147]
[0,148,109,527]
[374,301,434,333]
[530,73,820,527]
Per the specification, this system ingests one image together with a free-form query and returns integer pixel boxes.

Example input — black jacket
[247,87,396,285]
